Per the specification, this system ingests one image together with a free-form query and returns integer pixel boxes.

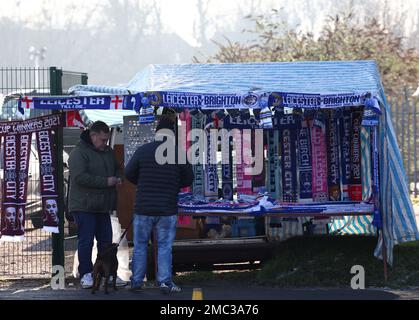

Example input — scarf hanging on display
[236,129,253,196]
[221,129,234,200]
[177,110,191,225]
[252,129,266,193]
[298,115,313,203]
[349,108,363,201]
[310,112,328,202]
[278,112,300,202]
[1,135,19,240]
[36,130,59,233]
[267,130,281,199]
[338,107,352,201]
[15,133,32,240]
[326,110,341,201]
[191,112,205,196]
[179,110,191,193]
[204,114,219,200]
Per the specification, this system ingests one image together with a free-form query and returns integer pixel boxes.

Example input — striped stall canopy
[72,61,419,265]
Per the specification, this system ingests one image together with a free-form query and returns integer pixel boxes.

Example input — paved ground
[0,279,418,300]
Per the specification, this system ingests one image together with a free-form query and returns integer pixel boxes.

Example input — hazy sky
[0,0,263,46]
[3,0,416,46]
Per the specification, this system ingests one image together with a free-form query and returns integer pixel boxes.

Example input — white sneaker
[80,273,93,289]
[108,276,128,287]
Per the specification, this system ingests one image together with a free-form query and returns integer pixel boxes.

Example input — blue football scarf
[204,114,219,199]
[326,110,341,201]
[278,112,300,202]
[191,112,205,196]
[221,130,234,200]
[298,115,313,203]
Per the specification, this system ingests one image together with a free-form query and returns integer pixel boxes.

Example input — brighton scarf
[298,115,313,203]
[326,110,341,201]
[349,108,363,201]
[310,113,328,202]
[278,112,300,202]
[338,108,352,201]
[36,130,59,233]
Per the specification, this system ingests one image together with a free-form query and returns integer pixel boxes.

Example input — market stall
[10,61,419,278]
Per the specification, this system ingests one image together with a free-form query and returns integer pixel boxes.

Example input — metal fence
[388,90,419,198]
[0,67,87,279]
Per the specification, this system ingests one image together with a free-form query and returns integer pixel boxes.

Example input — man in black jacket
[125,115,193,293]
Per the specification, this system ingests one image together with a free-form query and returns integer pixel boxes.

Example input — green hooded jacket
[68,130,120,213]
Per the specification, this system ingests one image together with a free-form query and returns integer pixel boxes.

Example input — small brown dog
[91,243,119,294]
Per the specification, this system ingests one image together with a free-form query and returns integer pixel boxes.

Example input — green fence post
[49,67,65,273]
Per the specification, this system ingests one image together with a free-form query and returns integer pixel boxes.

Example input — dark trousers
[72,212,112,278]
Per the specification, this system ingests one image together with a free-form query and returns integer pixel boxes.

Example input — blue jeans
[72,212,112,278]
[131,214,177,287]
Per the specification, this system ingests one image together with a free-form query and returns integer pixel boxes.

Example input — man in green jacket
[68,120,122,289]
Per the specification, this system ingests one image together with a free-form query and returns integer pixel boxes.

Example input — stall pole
[50,67,65,271]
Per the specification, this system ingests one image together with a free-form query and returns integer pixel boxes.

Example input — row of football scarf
[0,114,67,240]
[271,107,364,203]
[184,108,364,204]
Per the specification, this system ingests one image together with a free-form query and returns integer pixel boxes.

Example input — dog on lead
[91,243,119,294]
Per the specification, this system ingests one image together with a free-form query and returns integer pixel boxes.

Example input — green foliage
[206,11,419,96]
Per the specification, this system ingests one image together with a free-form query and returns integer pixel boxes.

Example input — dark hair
[90,121,110,134]
[156,115,175,132]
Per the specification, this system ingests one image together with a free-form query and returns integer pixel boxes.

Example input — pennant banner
[36,130,59,233]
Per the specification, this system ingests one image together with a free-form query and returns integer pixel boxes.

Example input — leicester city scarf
[15,133,32,239]
[1,135,19,240]
[298,116,313,203]
[36,130,59,233]
[326,110,341,201]
[278,112,300,202]
[311,113,328,202]
[338,107,352,201]
[349,108,363,201]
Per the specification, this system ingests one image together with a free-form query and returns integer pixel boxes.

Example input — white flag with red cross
[110,95,123,110]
